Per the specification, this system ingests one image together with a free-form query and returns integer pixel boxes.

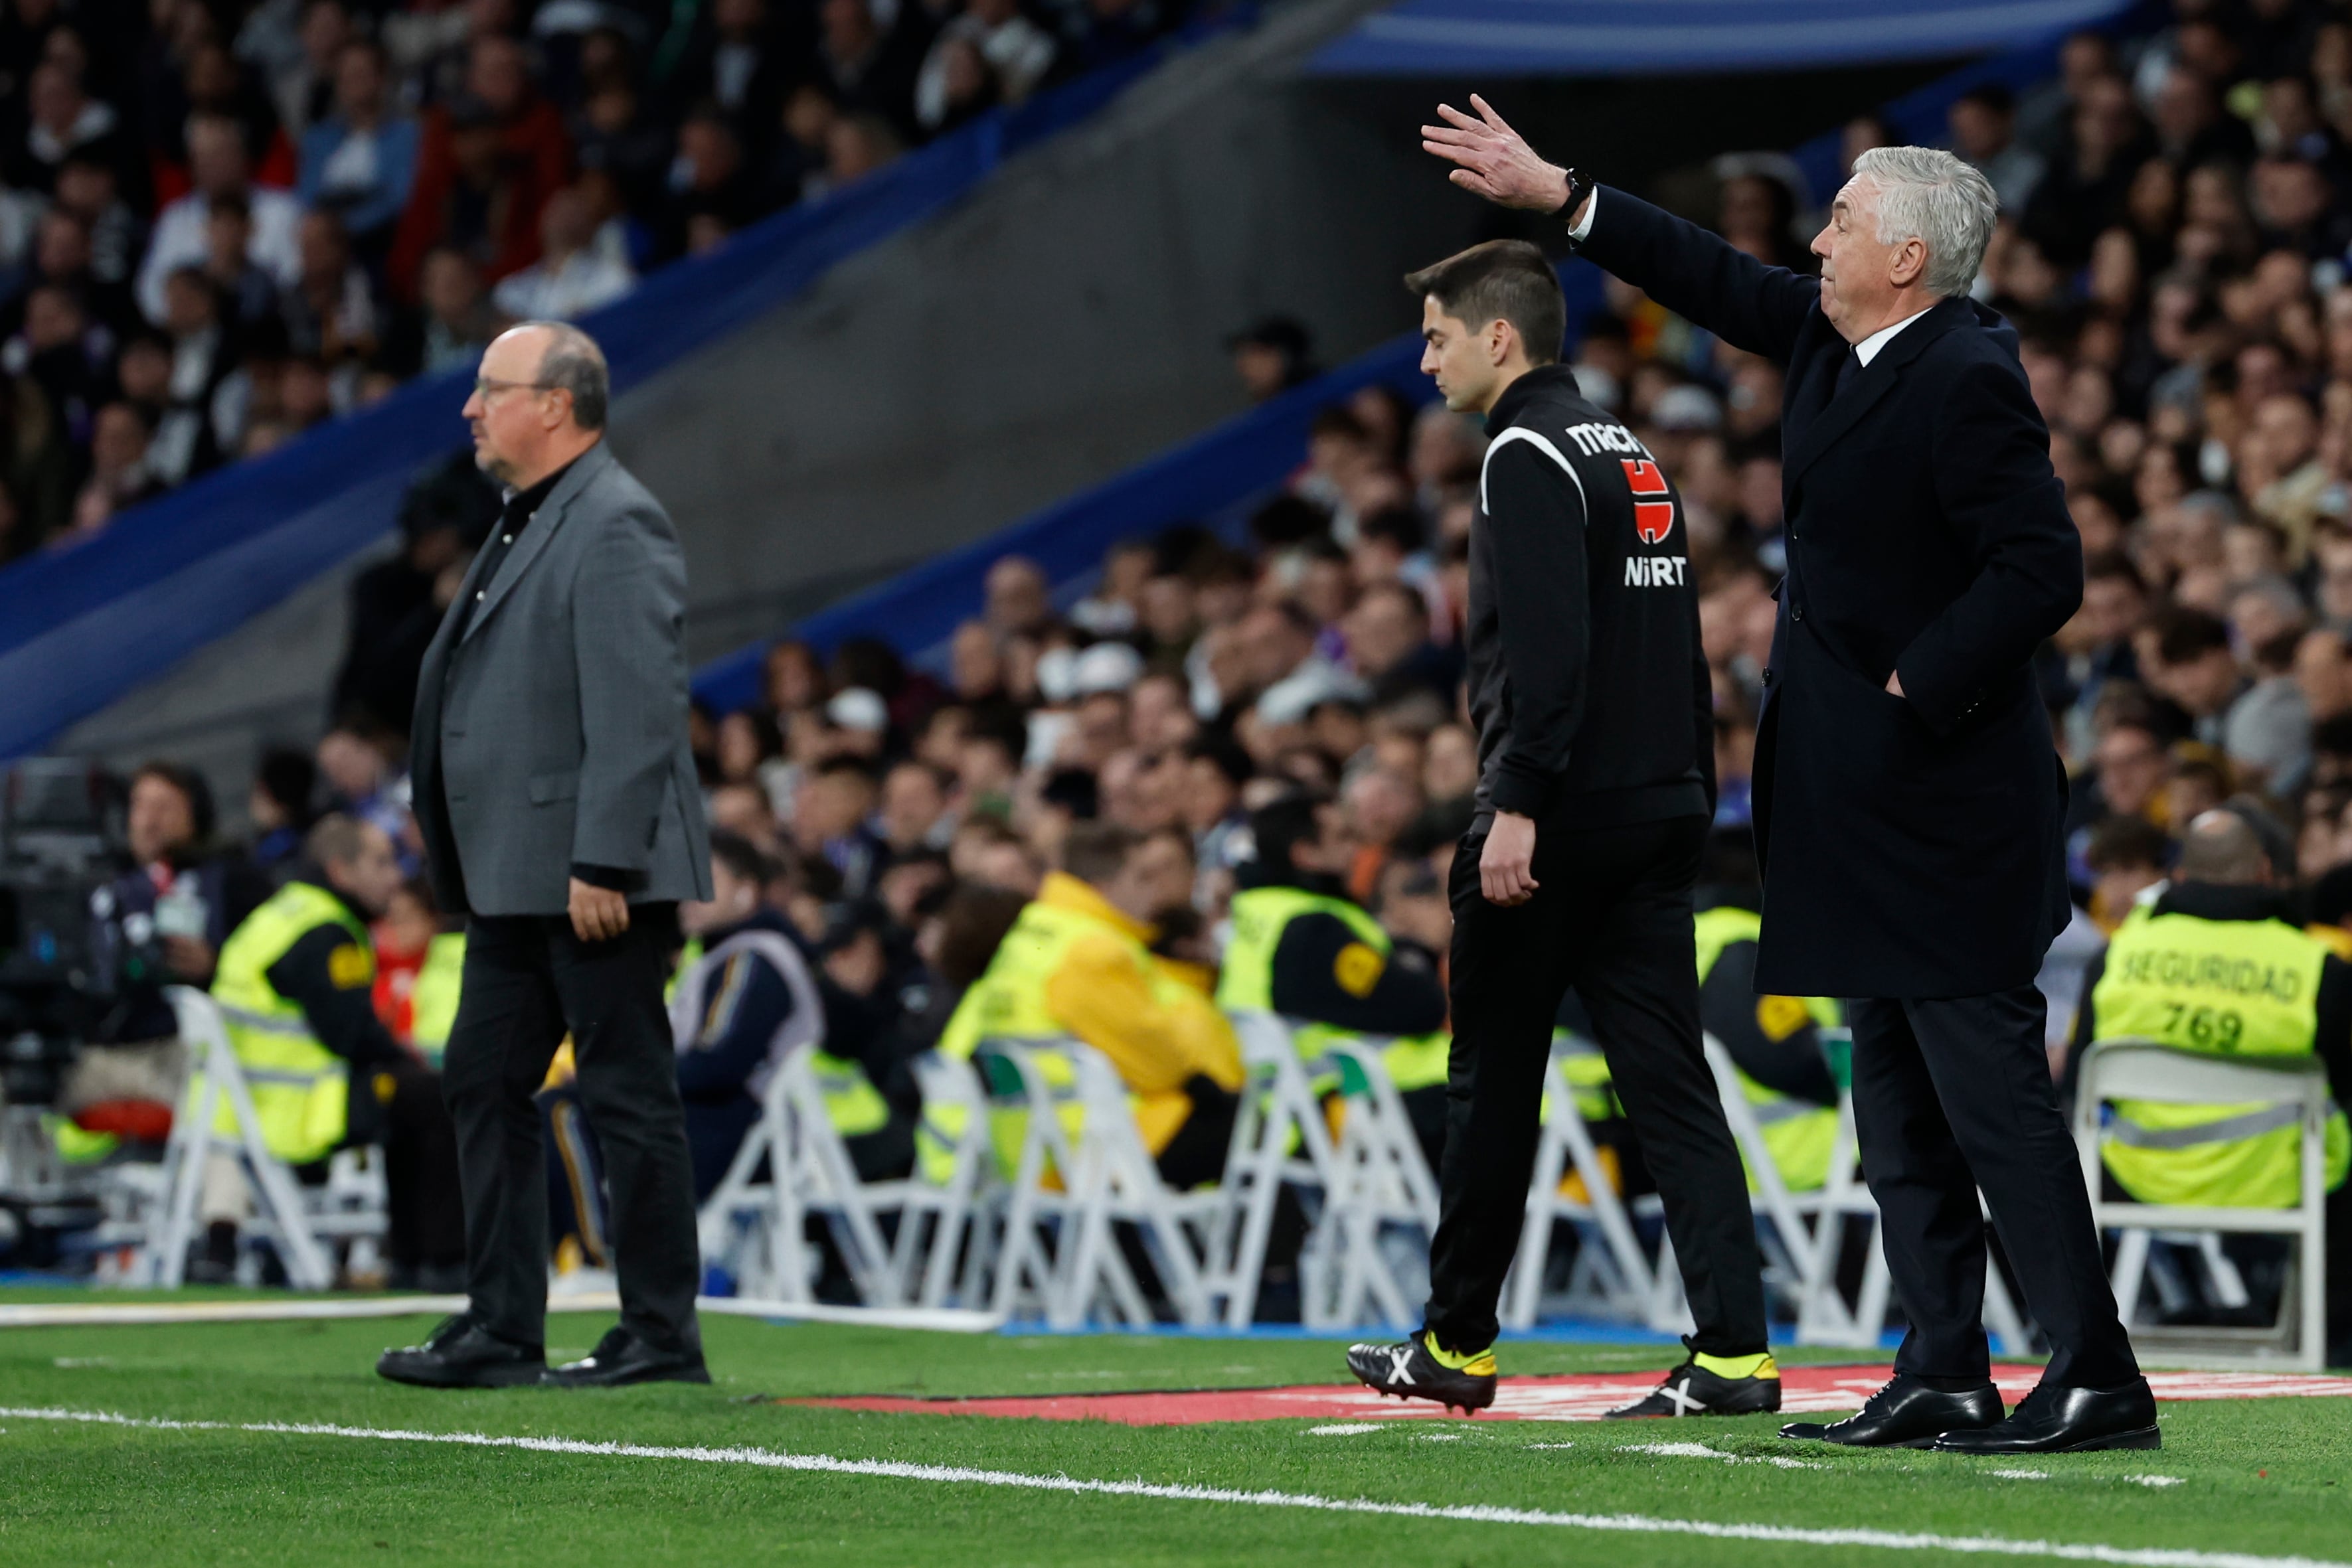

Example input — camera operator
[89,761,270,1044]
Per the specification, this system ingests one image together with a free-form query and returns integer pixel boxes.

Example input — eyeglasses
[472,376,556,400]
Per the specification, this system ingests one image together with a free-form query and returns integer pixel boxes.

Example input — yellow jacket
[1032,873,1243,1146]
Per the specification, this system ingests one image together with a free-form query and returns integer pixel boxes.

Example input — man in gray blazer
[378,321,714,1390]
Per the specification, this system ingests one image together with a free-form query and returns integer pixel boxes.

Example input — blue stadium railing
[691,6,2161,711]
[0,12,1248,762]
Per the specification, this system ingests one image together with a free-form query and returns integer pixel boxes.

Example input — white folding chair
[966,1040,1118,1322]
[887,1050,993,1308]
[698,1042,907,1306]
[2075,1037,2333,1371]
[1049,1043,1218,1328]
[1199,1011,1341,1328]
[133,986,375,1291]
[1307,1040,1438,1331]
[1500,1036,1657,1330]
[1701,1034,1831,1320]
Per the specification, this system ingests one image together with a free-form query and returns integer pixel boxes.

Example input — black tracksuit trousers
[1423,812,1768,1358]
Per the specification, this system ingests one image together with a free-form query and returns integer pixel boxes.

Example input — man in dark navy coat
[1426,98,2156,1455]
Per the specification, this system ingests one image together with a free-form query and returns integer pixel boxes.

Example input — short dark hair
[523,320,610,430]
[1183,734,1254,790]
[1955,83,2017,116]
[1404,240,1564,366]
[2082,548,2145,593]
[2153,605,2231,666]
[709,827,775,886]
[129,759,215,844]
[1247,791,1329,880]
[2084,813,2169,874]
[1060,821,1139,887]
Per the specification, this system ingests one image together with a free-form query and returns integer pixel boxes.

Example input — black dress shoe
[1931,1379,2159,1454]
[377,1313,547,1389]
[1780,1373,2003,1449]
[546,1327,712,1388]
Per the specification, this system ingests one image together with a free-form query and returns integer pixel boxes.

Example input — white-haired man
[1425,102,2152,1454]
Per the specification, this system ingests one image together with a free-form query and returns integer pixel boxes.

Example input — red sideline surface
[792,1364,2352,1426]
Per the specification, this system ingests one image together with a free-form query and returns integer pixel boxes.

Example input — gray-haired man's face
[1810,177,1926,343]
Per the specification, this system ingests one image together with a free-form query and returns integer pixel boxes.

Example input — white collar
[1851,303,1934,366]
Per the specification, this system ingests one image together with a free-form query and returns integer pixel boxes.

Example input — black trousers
[1425,813,1767,1357]
[345,1057,466,1272]
[442,906,702,1353]
[1846,990,2138,1389]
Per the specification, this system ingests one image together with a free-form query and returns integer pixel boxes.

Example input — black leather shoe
[1931,1379,2159,1454]
[546,1327,712,1388]
[1780,1373,2002,1448]
[377,1313,547,1389]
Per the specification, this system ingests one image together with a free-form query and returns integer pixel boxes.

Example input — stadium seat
[133,986,383,1292]
[1200,1011,1341,1328]
[1305,1039,1439,1331]
[1499,1036,1658,1331]
[890,1050,996,1309]
[697,1042,908,1308]
[2074,1038,2334,1372]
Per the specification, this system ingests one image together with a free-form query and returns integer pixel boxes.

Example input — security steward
[1218,792,1451,1165]
[208,814,464,1287]
[2066,809,2352,1360]
[939,822,1244,1191]
[1346,240,1772,1420]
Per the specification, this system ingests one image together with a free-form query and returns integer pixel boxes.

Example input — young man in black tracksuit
[1346,240,1774,1419]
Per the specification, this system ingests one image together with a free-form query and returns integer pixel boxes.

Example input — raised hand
[1420,94,1576,215]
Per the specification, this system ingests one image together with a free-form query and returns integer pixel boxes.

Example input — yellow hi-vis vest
[936,895,1186,1180]
[2089,905,2350,1208]
[1693,905,1841,1196]
[408,931,465,1065]
[208,881,366,1166]
[1215,884,1450,1094]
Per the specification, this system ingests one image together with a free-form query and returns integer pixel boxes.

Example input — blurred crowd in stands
[0,0,1192,564]
[96,0,2352,1108]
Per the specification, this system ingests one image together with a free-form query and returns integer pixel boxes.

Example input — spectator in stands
[939,821,1244,1188]
[492,183,633,320]
[660,103,766,260]
[816,0,928,141]
[1228,315,1315,403]
[8,58,125,195]
[1948,82,2045,212]
[247,745,320,880]
[297,37,420,257]
[137,112,302,325]
[147,264,237,485]
[69,400,159,534]
[402,245,503,373]
[674,832,908,1196]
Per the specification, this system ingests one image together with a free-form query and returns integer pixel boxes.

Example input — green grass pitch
[0,1291,2345,1567]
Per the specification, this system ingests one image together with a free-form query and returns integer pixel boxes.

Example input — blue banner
[1303,0,2134,78]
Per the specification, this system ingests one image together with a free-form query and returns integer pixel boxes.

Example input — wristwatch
[1556,166,1595,248]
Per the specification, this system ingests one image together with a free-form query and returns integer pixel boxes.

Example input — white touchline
[0,1407,2321,1568]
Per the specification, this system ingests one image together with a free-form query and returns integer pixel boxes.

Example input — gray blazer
[410,441,713,917]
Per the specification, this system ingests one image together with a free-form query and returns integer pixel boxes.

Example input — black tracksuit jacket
[1466,364,1715,830]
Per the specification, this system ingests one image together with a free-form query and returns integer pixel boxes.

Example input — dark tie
[1831,346,1861,398]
